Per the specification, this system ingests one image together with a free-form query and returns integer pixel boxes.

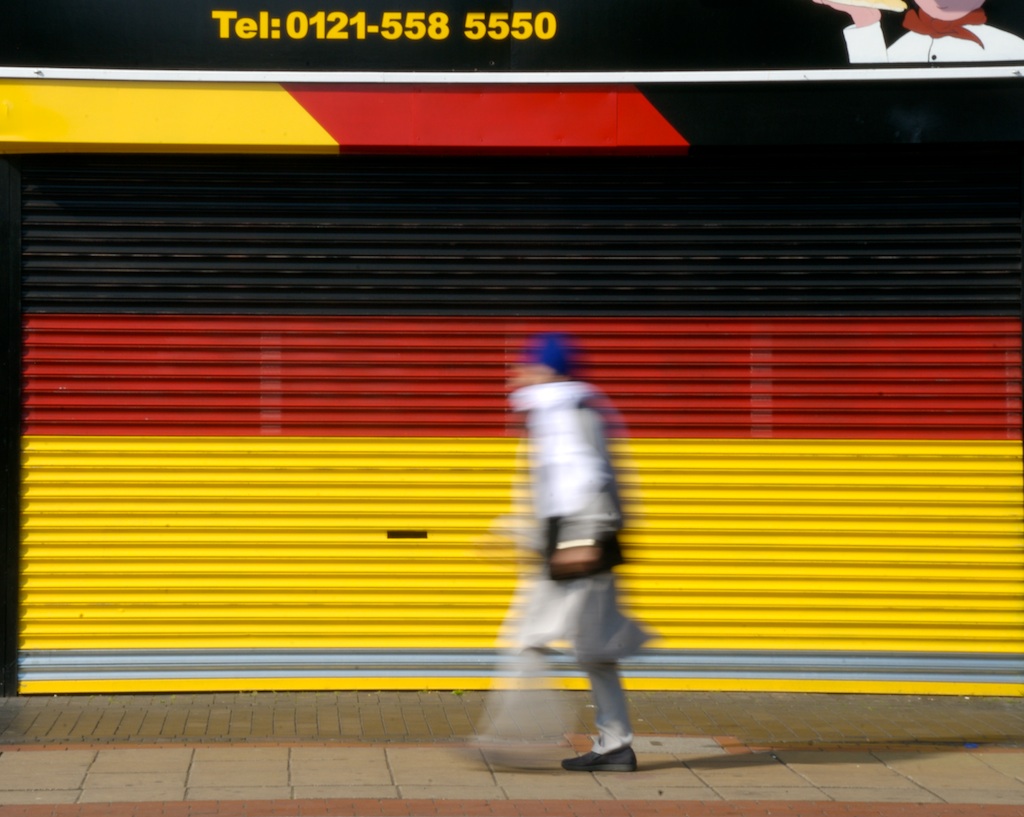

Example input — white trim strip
[2,65,1024,84]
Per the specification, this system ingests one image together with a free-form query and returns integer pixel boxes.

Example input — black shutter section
[21,149,1022,317]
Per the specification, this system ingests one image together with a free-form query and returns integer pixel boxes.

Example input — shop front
[1,0,1021,696]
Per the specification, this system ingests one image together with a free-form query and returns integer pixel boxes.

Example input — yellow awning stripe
[0,80,338,153]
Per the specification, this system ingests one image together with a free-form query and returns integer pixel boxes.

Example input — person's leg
[561,659,636,771]
[580,659,633,753]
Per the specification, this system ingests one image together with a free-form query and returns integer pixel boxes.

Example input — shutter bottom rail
[19,649,1024,687]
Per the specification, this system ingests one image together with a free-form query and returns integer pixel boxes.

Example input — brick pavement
[2,691,1022,748]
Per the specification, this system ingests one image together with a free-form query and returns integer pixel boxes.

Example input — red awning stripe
[284,84,689,151]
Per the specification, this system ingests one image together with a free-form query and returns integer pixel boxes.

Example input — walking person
[491,332,650,772]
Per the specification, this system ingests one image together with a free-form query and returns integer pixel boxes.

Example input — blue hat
[523,332,577,377]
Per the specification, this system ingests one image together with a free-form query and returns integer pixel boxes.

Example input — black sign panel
[3,0,1024,72]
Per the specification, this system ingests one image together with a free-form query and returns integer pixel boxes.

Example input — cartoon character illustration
[814,0,1024,63]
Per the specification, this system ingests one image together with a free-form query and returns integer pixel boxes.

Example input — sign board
[3,0,1024,73]
[2,0,1024,146]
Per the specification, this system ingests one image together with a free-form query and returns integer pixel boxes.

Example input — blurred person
[814,0,1024,63]
[480,332,649,773]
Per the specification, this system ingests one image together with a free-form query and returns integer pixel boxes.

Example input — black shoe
[561,746,637,772]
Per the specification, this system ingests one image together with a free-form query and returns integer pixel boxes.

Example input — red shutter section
[23,315,1022,440]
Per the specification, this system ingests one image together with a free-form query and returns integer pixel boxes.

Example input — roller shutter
[17,150,1024,694]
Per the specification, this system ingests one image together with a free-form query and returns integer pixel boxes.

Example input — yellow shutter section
[20,436,1024,694]
[22,437,520,650]
[626,439,1024,655]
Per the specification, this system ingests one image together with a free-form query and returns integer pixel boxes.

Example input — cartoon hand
[813,0,882,27]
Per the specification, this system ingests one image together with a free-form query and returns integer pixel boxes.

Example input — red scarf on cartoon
[903,9,987,47]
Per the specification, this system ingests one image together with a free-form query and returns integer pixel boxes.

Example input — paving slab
[190,746,289,763]
[79,783,187,804]
[601,768,720,801]
[708,786,826,801]
[290,784,400,799]
[931,789,1024,805]
[632,736,725,757]
[820,786,941,803]
[386,746,495,787]
[775,750,926,789]
[185,785,293,801]
[83,770,189,793]
[0,789,80,806]
[187,749,290,789]
[399,785,507,800]
[978,753,1024,781]
[290,746,393,787]
[876,751,1024,792]
[495,770,615,800]
[89,747,193,773]
[687,751,810,788]
[0,750,94,791]
[601,753,710,789]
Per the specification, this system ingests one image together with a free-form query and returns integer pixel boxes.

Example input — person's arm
[813,0,889,63]
[574,403,623,531]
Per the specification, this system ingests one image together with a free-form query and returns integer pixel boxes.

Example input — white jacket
[510,380,615,521]
[843,21,1024,63]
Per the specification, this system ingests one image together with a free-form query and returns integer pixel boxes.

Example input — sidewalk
[0,691,1022,817]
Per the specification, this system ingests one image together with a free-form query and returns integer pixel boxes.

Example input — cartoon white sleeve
[842,21,890,64]
[975,27,1024,61]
